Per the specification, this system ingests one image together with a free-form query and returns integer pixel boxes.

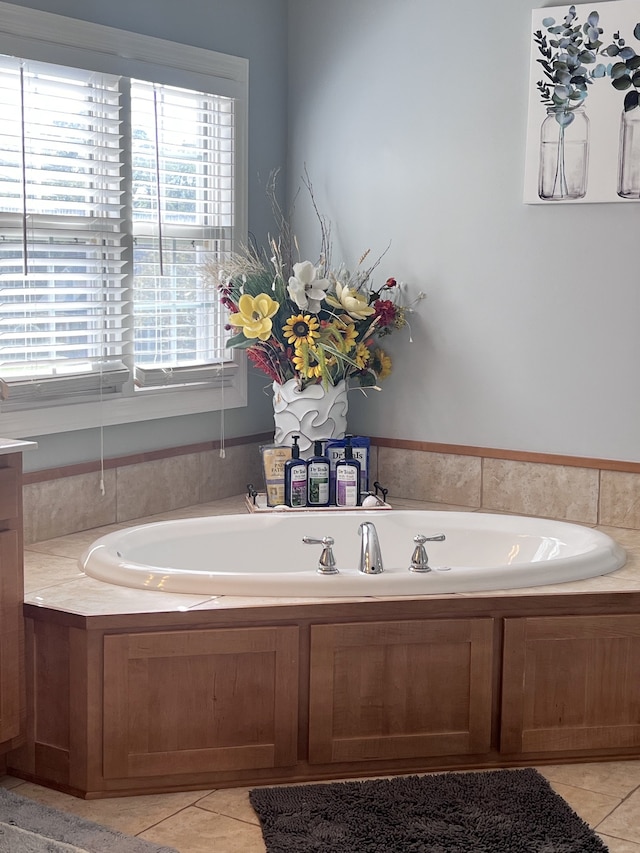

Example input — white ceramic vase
[272,378,348,457]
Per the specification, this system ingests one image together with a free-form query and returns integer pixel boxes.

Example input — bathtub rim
[79,509,627,598]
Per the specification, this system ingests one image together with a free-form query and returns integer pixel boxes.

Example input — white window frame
[0,1,248,438]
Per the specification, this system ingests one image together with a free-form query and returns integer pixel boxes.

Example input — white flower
[326,281,375,321]
[287,260,329,313]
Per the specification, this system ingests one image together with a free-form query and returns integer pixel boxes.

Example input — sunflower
[371,347,392,380]
[283,313,320,346]
[292,346,323,379]
[336,317,358,352]
[354,341,371,369]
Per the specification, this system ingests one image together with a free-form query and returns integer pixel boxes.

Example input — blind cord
[152,86,164,276]
[219,282,226,459]
[19,63,28,276]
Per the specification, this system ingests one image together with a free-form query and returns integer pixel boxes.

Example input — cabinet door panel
[0,529,22,743]
[103,625,299,780]
[502,615,640,754]
[309,618,494,764]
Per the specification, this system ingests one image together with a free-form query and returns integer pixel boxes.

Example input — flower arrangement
[204,172,423,391]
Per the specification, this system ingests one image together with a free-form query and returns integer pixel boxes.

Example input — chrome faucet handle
[409,533,446,573]
[302,536,339,575]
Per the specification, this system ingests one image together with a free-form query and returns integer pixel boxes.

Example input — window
[0,2,247,436]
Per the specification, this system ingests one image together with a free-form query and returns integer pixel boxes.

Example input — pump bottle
[335,436,361,507]
[307,440,330,507]
[284,435,307,507]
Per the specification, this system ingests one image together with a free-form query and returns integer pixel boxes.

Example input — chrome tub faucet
[358,521,384,574]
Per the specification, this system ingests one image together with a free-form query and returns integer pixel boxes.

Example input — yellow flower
[326,282,375,321]
[371,347,392,380]
[283,313,320,346]
[337,317,358,351]
[354,342,371,369]
[228,293,279,341]
[292,346,323,379]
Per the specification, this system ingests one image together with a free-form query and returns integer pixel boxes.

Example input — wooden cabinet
[308,618,494,764]
[501,614,640,755]
[102,625,299,781]
[14,596,640,796]
[0,456,24,751]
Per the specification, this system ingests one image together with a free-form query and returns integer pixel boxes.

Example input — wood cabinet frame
[10,588,640,798]
[0,454,24,752]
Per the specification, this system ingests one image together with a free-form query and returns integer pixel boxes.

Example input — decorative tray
[245,493,392,514]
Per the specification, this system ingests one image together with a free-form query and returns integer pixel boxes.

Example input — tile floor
[2,762,640,852]
[9,494,640,852]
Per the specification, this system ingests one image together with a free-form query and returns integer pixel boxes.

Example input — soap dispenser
[335,436,361,507]
[307,440,330,507]
[284,435,307,507]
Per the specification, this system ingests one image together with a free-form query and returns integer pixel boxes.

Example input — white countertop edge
[0,437,38,455]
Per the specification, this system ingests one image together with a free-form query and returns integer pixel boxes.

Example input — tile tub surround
[20,494,640,616]
[20,438,640,544]
[23,440,264,544]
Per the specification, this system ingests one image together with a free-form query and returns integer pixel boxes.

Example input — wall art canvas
[524,1,640,203]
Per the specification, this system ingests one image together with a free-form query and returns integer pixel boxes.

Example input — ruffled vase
[272,379,348,457]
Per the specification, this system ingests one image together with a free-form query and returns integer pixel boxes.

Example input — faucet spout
[358,521,384,574]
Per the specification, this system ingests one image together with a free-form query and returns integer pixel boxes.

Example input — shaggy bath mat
[0,786,178,853]
[249,768,609,852]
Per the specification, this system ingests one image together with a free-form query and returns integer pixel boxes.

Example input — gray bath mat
[249,767,608,852]
[0,786,178,853]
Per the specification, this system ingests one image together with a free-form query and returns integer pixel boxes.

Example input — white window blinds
[0,57,126,406]
[130,79,234,389]
[0,54,236,410]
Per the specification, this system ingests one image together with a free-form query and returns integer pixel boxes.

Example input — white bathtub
[79,510,626,597]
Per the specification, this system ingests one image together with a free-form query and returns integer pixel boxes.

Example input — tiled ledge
[21,440,640,545]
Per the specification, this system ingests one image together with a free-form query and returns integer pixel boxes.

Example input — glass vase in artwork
[618,107,640,199]
[538,107,589,201]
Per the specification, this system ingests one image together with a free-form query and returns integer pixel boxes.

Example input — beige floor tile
[0,775,24,789]
[599,836,640,852]
[598,789,640,843]
[539,761,640,799]
[139,805,266,853]
[10,782,212,836]
[547,781,620,827]
[196,787,260,825]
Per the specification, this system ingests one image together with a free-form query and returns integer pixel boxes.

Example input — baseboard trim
[23,432,273,485]
[370,437,640,474]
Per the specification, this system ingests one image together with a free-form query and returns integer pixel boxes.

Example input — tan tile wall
[377,447,640,530]
[22,443,640,544]
[23,442,264,545]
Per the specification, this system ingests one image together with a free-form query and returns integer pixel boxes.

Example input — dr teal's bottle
[284,435,307,507]
[335,436,360,507]
[307,440,330,507]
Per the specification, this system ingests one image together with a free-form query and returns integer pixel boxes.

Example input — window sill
[0,363,247,437]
